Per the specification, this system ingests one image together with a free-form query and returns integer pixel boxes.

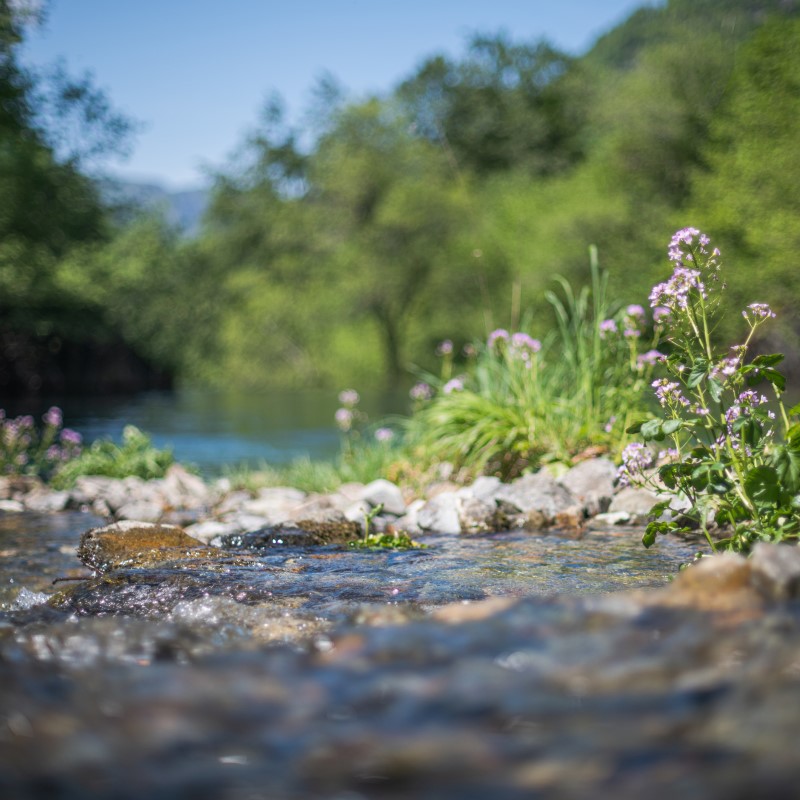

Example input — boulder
[160,464,213,509]
[23,488,70,513]
[608,487,660,522]
[558,458,617,516]
[359,479,406,516]
[495,470,581,528]
[417,492,462,534]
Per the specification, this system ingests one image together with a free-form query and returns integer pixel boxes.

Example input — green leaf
[744,465,781,507]
[752,353,785,368]
[787,403,800,418]
[648,500,672,518]
[708,378,724,403]
[662,419,683,435]
[745,366,786,392]
[686,359,708,389]
[625,420,646,434]
[640,419,665,442]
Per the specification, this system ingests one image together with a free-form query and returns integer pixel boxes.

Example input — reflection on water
[3,388,410,475]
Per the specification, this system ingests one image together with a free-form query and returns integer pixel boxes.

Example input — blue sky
[20,0,652,189]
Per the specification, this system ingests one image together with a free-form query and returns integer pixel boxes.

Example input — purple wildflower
[617,442,654,487]
[742,303,776,322]
[374,427,394,443]
[410,382,433,401]
[510,332,542,353]
[59,429,82,445]
[648,267,706,312]
[334,408,353,431]
[653,306,670,323]
[599,319,617,338]
[43,406,62,428]
[338,389,360,407]
[652,378,690,408]
[637,350,666,367]
[436,339,453,356]
[487,329,510,349]
[443,377,464,394]
[626,304,645,318]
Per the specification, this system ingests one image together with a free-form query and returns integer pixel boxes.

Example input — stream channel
[2,511,800,798]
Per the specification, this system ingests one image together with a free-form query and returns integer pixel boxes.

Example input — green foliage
[6,0,800,396]
[405,251,660,479]
[51,425,175,488]
[622,229,800,554]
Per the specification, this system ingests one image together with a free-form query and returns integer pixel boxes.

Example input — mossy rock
[77,521,220,573]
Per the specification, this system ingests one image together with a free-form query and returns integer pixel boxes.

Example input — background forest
[2,0,799,397]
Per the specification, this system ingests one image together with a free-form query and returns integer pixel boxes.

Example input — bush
[403,249,661,479]
[50,425,175,488]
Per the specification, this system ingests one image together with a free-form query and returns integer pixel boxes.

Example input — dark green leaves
[743,465,781,507]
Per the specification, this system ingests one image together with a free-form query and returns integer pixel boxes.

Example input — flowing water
[3,510,800,797]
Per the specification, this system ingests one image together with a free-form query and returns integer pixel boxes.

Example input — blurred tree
[398,33,585,177]
[687,17,800,353]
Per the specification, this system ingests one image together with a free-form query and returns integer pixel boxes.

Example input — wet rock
[749,542,800,601]
[183,519,242,544]
[214,518,361,548]
[609,486,660,521]
[559,457,617,516]
[77,520,215,573]
[358,478,406,516]
[417,492,461,534]
[495,470,581,528]
[0,498,25,513]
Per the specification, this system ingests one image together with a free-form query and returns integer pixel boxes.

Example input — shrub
[404,248,660,479]
[622,227,799,554]
[50,424,175,488]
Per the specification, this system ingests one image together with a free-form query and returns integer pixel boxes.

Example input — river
[3,387,410,475]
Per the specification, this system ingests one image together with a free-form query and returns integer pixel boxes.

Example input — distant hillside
[99,178,209,235]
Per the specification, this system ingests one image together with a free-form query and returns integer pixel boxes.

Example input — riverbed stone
[242,486,307,519]
[359,478,406,516]
[184,519,243,544]
[22,488,70,513]
[160,464,213,509]
[115,499,164,523]
[558,457,617,516]
[608,486,660,521]
[749,542,800,600]
[495,470,580,527]
[417,492,462,534]
[467,475,503,504]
